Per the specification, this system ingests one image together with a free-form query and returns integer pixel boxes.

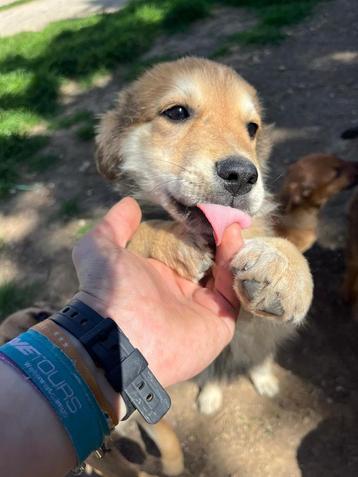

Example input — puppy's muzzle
[216,156,258,196]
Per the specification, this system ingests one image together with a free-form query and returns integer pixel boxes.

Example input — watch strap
[34,319,118,427]
[50,299,170,424]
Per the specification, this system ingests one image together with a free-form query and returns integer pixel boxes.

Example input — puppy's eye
[161,105,190,121]
[247,122,259,139]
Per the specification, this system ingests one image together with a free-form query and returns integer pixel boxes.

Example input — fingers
[92,197,142,248]
[215,223,243,267]
[213,224,243,309]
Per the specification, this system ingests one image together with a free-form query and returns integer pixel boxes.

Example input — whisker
[148,178,187,195]
[154,159,191,174]
[270,172,285,186]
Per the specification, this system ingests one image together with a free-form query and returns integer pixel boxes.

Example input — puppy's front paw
[232,237,313,324]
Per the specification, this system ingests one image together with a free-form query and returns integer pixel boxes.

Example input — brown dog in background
[275,154,358,252]
[343,187,358,320]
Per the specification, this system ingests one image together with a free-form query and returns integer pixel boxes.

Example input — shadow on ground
[1,0,358,475]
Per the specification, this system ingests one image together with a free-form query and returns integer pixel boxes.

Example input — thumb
[92,197,142,248]
[213,224,243,308]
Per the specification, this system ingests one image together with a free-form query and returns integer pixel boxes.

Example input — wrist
[48,320,127,422]
[53,296,171,424]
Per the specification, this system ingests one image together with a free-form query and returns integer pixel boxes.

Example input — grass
[0,0,326,196]
[48,110,94,130]
[75,115,98,141]
[0,281,38,320]
[75,221,94,239]
[0,0,35,13]
[0,237,6,252]
[26,153,60,172]
[0,134,49,197]
[211,0,326,53]
[49,109,97,141]
[58,197,81,219]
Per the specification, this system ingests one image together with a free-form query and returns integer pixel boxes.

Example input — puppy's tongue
[197,203,251,245]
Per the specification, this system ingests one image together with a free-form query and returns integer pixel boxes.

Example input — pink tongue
[198,203,251,245]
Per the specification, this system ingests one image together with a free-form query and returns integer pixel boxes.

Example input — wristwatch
[50,299,171,424]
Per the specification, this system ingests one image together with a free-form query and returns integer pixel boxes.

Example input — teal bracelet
[0,329,110,464]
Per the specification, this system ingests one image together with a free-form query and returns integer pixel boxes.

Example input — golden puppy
[96,57,313,413]
[275,154,358,252]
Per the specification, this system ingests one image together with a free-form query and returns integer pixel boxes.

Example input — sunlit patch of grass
[0,0,326,190]
[135,4,165,24]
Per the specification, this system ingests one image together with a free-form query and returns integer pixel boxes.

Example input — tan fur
[96,57,312,324]
[0,307,52,345]
[86,418,182,477]
[128,220,213,282]
[275,153,358,252]
[94,62,314,457]
[97,58,264,183]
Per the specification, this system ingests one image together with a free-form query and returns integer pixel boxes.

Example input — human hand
[72,198,243,390]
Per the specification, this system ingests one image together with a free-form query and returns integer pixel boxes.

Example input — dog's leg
[128,220,213,282]
[232,237,313,324]
[197,382,223,415]
[136,416,184,476]
[248,355,279,397]
[0,307,51,345]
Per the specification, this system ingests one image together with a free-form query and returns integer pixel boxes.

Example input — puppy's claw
[232,237,313,323]
[258,296,284,317]
[243,279,262,300]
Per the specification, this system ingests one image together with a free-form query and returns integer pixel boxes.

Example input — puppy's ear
[95,88,135,181]
[280,181,312,212]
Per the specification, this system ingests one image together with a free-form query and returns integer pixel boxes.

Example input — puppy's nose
[215,156,258,196]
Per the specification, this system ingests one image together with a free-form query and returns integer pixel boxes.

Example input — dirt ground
[1,0,358,476]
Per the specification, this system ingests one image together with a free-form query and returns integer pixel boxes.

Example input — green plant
[0,281,38,320]
[75,221,94,239]
[0,0,35,13]
[58,197,81,219]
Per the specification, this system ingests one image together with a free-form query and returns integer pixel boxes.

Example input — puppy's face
[97,58,271,233]
[281,154,358,209]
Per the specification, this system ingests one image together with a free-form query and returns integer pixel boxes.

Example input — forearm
[0,305,125,477]
[0,358,75,477]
